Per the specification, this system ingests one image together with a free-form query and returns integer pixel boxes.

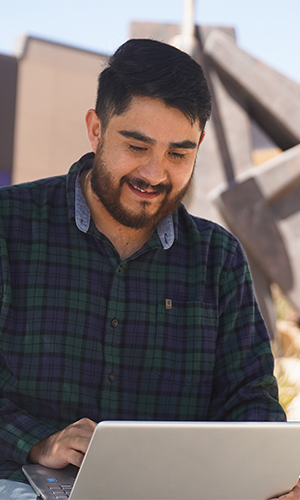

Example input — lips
[132,183,155,194]
[121,174,172,201]
[127,182,160,199]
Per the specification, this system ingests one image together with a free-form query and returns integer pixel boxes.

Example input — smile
[127,182,160,199]
[133,185,148,193]
[132,184,156,194]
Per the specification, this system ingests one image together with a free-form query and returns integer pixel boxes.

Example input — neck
[80,170,153,260]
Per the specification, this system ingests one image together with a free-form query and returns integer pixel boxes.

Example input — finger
[63,449,85,468]
[73,418,97,431]
[67,419,97,439]
[63,432,93,455]
[62,419,96,452]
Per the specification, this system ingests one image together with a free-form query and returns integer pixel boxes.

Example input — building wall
[0,53,18,185]
[12,37,108,184]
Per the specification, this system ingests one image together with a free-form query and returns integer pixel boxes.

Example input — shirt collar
[156,215,175,249]
[75,172,91,233]
[74,162,175,250]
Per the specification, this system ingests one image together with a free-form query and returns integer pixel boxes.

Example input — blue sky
[1,0,300,84]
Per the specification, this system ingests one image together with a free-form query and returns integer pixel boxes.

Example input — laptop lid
[23,420,300,500]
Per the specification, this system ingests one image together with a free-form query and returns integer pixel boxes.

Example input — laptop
[23,420,300,500]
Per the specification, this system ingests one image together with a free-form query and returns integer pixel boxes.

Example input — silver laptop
[23,420,300,500]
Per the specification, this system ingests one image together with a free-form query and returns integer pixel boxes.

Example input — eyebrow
[119,130,155,145]
[169,140,198,150]
[119,130,198,150]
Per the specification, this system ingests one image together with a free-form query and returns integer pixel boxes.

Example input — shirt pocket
[153,301,218,387]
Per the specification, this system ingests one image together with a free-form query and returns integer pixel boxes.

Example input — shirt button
[108,373,116,382]
[117,265,123,273]
[111,318,119,327]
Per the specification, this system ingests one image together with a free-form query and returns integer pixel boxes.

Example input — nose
[137,155,168,186]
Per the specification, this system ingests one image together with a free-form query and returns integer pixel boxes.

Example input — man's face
[89,96,203,230]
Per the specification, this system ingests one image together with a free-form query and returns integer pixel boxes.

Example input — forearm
[0,398,57,465]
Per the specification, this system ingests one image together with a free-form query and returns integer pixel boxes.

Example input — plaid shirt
[0,153,285,481]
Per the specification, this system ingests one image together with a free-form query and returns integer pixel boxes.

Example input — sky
[1,0,300,84]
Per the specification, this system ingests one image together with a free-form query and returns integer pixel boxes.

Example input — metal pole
[181,0,195,52]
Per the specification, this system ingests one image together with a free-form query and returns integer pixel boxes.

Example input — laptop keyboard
[47,482,73,498]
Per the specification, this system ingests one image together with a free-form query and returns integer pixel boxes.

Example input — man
[0,38,292,499]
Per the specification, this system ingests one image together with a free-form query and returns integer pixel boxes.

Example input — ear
[85,109,102,153]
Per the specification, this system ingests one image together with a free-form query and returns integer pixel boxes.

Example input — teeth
[134,185,147,193]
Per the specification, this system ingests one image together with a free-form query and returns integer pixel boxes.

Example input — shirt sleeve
[0,218,57,466]
[208,238,286,422]
[0,397,57,465]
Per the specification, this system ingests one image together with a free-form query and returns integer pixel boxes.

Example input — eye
[169,151,185,160]
[129,145,147,152]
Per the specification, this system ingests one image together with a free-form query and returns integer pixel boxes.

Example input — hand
[269,478,300,499]
[28,417,97,469]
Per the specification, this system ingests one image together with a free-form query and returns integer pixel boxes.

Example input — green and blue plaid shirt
[0,153,285,481]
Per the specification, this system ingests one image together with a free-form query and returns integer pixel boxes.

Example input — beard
[90,142,194,231]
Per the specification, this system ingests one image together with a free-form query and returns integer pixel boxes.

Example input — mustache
[121,176,172,195]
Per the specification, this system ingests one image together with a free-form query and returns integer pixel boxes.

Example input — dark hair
[95,38,212,131]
